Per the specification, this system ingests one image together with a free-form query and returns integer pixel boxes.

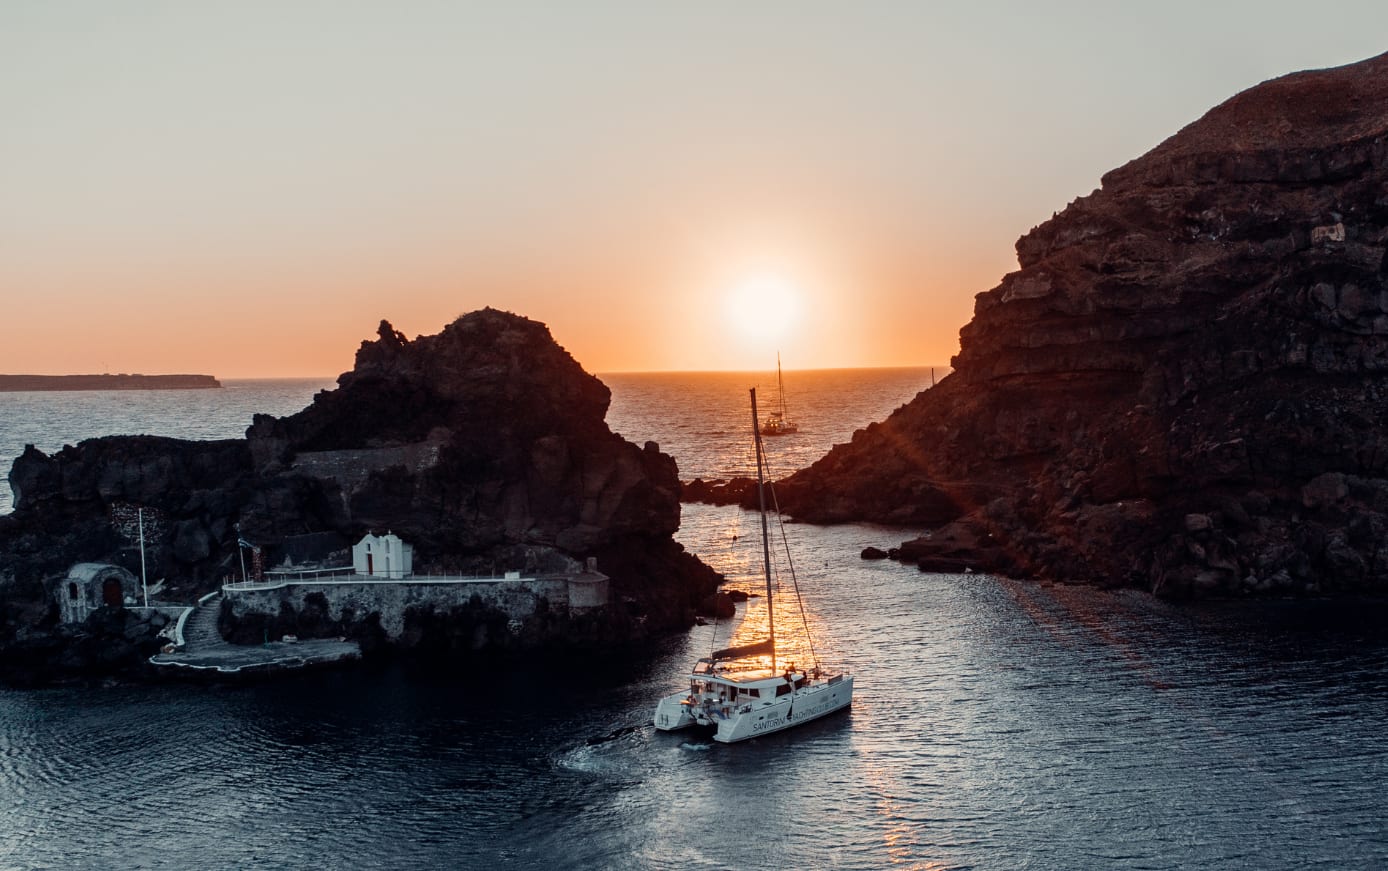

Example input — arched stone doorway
[55,564,139,624]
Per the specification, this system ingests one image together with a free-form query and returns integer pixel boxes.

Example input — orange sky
[3,5,1386,377]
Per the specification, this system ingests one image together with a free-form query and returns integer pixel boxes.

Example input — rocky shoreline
[0,310,721,685]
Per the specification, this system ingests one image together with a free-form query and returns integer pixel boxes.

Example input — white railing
[261,567,357,581]
[171,606,194,649]
[219,570,594,594]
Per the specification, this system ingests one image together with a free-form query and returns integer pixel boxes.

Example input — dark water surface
[2,372,1386,869]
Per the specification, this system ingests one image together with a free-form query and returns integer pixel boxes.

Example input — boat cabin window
[775,683,791,697]
[742,688,760,699]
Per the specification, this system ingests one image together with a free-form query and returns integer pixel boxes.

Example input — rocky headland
[0,309,720,683]
[0,374,221,391]
[738,52,1388,599]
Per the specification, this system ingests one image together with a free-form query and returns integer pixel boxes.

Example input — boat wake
[584,723,649,747]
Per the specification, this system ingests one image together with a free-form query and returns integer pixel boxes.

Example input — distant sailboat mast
[760,353,799,436]
[776,352,789,422]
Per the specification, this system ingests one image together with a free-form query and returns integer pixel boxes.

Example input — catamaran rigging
[653,387,853,743]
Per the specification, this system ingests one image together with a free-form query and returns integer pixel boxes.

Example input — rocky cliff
[772,52,1388,598]
[0,309,719,680]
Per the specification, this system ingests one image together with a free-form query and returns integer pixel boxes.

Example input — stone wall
[224,573,608,641]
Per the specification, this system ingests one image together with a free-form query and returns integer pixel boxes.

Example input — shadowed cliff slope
[774,52,1388,598]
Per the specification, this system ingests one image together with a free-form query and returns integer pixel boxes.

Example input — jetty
[149,591,361,676]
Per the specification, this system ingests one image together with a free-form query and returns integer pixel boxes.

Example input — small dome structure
[55,563,139,624]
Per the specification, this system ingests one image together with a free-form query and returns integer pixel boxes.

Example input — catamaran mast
[749,387,776,674]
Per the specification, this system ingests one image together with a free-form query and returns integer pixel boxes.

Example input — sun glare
[722,273,803,345]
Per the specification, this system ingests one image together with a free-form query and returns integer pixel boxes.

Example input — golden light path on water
[685,485,850,675]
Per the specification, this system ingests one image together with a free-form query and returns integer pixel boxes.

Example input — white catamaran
[654,388,853,743]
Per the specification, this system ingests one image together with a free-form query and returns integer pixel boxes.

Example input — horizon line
[1,363,955,380]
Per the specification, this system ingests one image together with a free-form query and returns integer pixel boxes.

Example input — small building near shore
[352,532,413,579]
[55,563,139,623]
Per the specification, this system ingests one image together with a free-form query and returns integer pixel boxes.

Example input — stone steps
[181,597,223,649]
[150,590,361,675]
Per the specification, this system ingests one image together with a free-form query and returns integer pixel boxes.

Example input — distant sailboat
[759,353,799,436]
[653,387,853,743]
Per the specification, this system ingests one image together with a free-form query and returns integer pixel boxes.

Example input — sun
[722,273,803,345]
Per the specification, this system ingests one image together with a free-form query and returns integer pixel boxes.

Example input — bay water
[1,371,1385,869]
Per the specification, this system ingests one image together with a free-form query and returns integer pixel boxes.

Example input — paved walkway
[149,594,361,675]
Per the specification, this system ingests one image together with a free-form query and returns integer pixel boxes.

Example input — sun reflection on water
[696,506,848,674]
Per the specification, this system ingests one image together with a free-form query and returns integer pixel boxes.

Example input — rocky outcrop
[0,374,220,391]
[0,606,169,687]
[774,52,1388,598]
[0,309,720,680]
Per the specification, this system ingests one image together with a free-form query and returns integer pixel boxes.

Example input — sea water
[1,371,1386,869]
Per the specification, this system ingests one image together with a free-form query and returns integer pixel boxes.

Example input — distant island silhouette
[0,374,221,391]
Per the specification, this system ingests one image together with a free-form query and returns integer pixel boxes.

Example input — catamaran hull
[654,692,697,731]
[712,676,854,743]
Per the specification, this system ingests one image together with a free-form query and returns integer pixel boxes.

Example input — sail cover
[711,639,775,661]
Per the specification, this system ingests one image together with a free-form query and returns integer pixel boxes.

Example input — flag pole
[138,508,149,608]
[236,525,248,584]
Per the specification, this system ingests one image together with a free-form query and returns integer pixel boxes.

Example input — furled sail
[711,638,775,661]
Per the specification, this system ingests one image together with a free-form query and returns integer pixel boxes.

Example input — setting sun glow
[3,7,1382,377]
[723,273,804,347]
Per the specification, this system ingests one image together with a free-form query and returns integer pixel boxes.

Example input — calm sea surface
[2,371,1386,870]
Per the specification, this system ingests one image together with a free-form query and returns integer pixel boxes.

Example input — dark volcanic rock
[244,313,684,561]
[1,309,720,680]
[775,52,1388,598]
[681,477,760,507]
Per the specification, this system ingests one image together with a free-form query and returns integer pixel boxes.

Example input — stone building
[55,563,139,624]
[352,532,413,579]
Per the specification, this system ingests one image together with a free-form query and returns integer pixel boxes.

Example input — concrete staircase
[180,596,223,651]
[150,590,359,675]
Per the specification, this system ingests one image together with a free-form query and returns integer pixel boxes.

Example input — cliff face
[244,311,680,559]
[1,310,718,676]
[776,52,1388,598]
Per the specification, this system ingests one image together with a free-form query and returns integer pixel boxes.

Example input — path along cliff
[764,52,1388,599]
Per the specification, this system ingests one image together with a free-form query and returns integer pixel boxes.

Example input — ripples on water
[1,372,1387,869]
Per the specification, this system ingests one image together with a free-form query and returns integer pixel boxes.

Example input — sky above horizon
[4,3,1387,377]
